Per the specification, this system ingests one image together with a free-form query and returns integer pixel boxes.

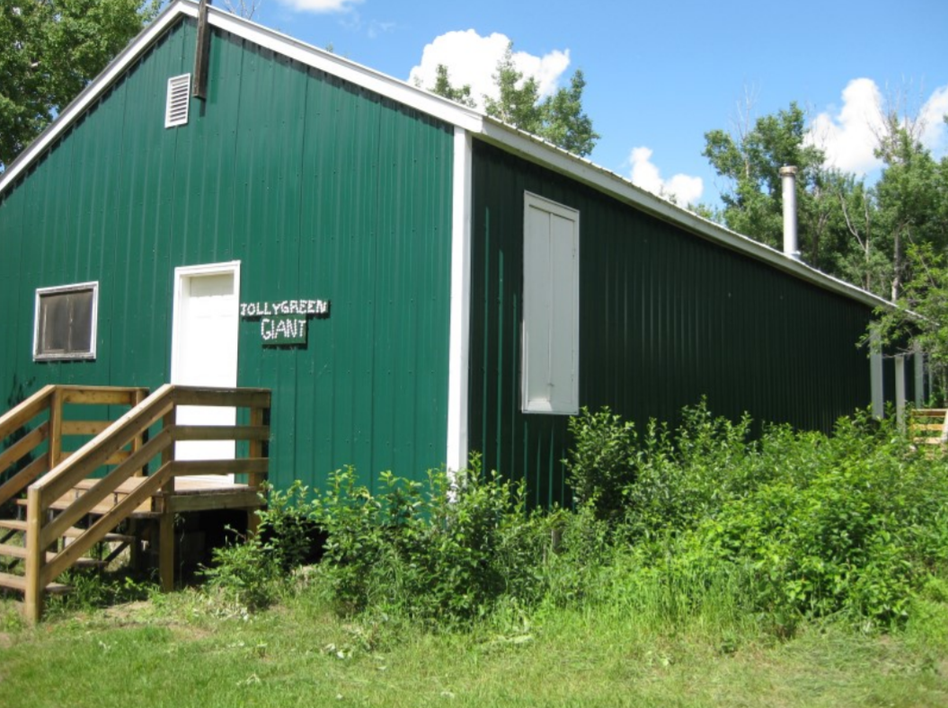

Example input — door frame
[170,261,242,482]
[170,260,242,385]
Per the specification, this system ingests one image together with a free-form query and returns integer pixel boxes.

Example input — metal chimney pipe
[779,166,799,260]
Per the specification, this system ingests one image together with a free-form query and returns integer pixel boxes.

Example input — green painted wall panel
[0,18,454,491]
[469,140,876,508]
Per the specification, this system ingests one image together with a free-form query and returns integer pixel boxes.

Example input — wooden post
[158,407,176,592]
[870,328,884,419]
[24,486,45,623]
[246,404,266,536]
[914,345,926,407]
[896,354,906,431]
[131,389,148,476]
[159,511,175,593]
[48,388,63,467]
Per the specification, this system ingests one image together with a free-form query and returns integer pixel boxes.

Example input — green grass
[2,588,948,708]
[6,407,948,706]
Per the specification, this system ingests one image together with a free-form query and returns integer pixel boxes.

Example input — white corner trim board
[446,128,473,472]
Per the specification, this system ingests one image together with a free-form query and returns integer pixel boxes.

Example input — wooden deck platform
[18,477,264,517]
[0,383,272,622]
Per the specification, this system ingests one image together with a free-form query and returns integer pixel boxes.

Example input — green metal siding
[469,140,875,508]
[0,19,454,491]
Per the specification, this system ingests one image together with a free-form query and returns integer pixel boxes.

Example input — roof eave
[0,0,894,314]
[477,117,893,311]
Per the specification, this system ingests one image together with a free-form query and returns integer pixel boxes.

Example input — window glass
[34,283,98,360]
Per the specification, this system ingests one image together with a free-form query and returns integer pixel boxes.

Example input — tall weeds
[207,403,948,635]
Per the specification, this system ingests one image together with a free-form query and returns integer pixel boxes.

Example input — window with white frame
[33,282,98,361]
[521,192,580,414]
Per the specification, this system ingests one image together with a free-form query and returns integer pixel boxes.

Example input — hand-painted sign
[240,299,330,318]
[260,317,308,344]
[240,298,330,347]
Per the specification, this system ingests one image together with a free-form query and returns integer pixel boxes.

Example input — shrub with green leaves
[690,413,948,624]
[564,404,948,627]
[203,481,317,610]
[310,462,554,624]
[564,406,637,520]
[204,402,948,633]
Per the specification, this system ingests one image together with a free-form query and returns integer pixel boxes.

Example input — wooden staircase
[0,384,271,622]
[909,408,948,447]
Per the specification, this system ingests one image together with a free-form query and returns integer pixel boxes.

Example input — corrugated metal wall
[469,140,876,508]
[0,18,455,491]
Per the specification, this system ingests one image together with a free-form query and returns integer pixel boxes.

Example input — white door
[171,262,241,482]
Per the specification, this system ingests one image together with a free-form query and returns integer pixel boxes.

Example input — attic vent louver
[165,74,191,128]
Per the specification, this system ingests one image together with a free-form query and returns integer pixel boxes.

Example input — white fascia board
[0,3,191,195]
[0,0,896,318]
[477,119,894,312]
[206,8,484,134]
[446,128,473,473]
[0,0,483,197]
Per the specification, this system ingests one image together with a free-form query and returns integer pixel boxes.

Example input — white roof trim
[0,0,483,195]
[477,119,892,310]
[0,4,188,193]
[0,0,892,312]
[207,8,484,133]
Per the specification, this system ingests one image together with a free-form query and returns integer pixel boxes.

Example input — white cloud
[628,147,704,206]
[920,85,948,157]
[808,79,948,174]
[275,0,362,13]
[408,30,570,109]
[807,78,885,175]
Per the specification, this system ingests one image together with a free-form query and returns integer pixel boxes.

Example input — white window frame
[521,192,580,415]
[33,281,99,361]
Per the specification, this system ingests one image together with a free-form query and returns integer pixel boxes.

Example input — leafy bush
[203,403,948,633]
[310,462,554,624]
[564,404,948,628]
[691,413,948,624]
[203,481,317,610]
[564,407,637,520]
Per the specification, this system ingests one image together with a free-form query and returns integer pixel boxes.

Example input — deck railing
[909,408,948,447]
[0,385,149,508]
[21,384,270,622]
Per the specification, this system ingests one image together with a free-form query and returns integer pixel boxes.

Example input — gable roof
[0,0,890,312]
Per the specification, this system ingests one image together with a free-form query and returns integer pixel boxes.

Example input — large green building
[0,2,901,507]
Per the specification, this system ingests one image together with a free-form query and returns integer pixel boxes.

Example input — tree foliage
[429,44,599,158]
[704,98,948,397]
[873,115,948,300]
[703,102,834,268]
[703,101,948,304]
[0,0,157,169]
[430,64,475,108]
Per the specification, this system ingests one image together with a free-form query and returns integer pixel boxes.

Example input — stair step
[0,571,70,595]
[0,544,107,568]
[15,494,151,516]
[0,519,135,544]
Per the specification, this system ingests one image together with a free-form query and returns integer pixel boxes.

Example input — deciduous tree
[702,102,833,266]
[0,0,158,169]
[429,43,599,158]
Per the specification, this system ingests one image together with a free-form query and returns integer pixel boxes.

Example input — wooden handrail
[32,385,176,505]
[908,408,948,447]
[0,386,56,443]
[23,384,271,623]
[0,385,148,507]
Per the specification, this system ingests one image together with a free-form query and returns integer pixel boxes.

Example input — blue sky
[242,0,948,207]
